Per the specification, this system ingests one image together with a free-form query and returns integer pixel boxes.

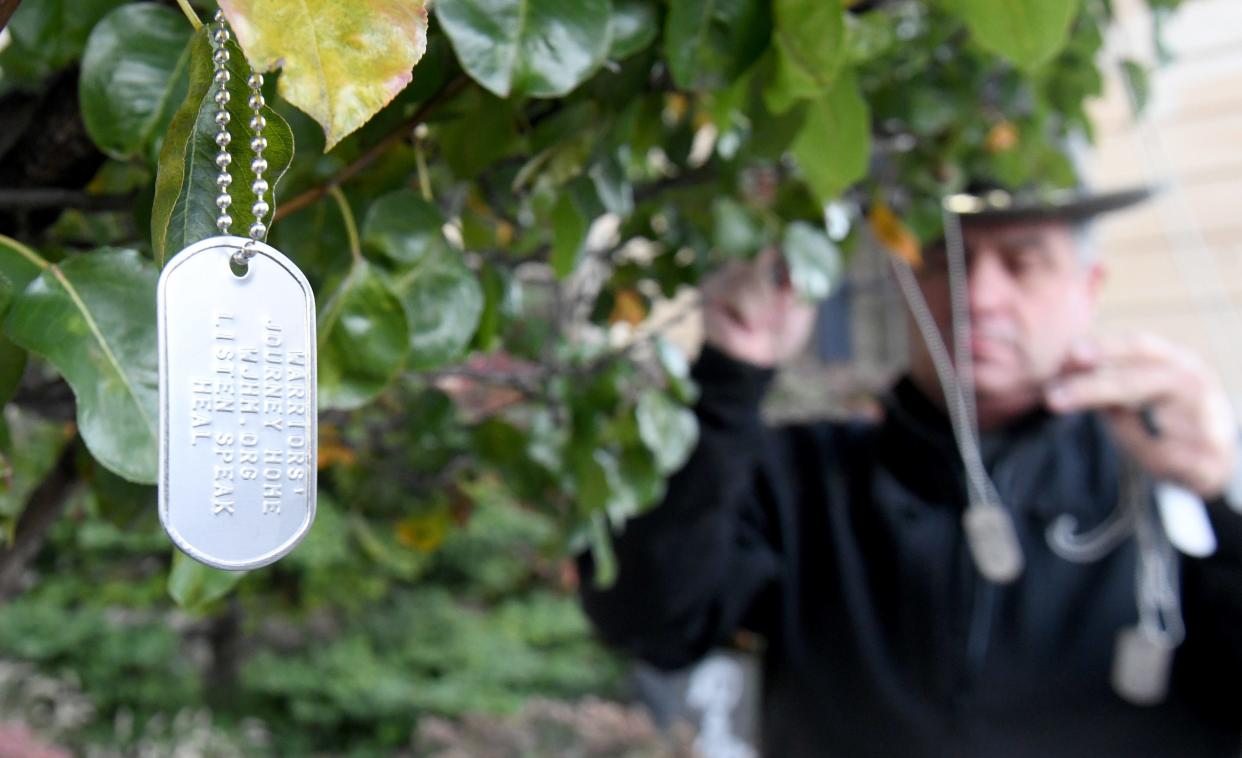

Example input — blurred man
[580,186,1242,757]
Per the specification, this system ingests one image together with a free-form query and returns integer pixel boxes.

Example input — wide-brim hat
[941,182,1155,224]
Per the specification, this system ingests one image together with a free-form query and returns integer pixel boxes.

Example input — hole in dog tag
[1155,483,1216,558]
[964,503,1024,583]
[1112,625,1175,705]
[158,236,317,570]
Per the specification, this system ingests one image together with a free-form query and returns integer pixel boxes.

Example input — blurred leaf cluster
[0,0,1180,751]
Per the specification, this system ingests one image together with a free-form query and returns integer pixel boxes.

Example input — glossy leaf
[0,235,46,314]
[151,28,295,267]
[955,0,1077,69]
[635,390,698,475]
[0,0,126,85]
[664,0,770,92]
[712,197,765,259]
[588,512,617,588]
[389,253,484,372]
[782,222,841,302]
[0,237,40,407]
[472,263,515,353]
[655,336,698,405]
[4,249,159,484]
[318,261,412,410]
[79,4,193,160]
[220,0,429,151]
[362,190,450,267]
[551,192,589,280]
[766,0,846,114]
[168,550,247,612]
[790,71,870,203]
[609,0,660,60]
[436,0,612,99]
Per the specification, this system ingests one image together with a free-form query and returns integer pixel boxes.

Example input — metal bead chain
[210,10,271,264]
[211,11,233,235]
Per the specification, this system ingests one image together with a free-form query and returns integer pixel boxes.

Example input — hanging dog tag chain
[1111,458,1184,705]
[890,206,1024,583]
[158,11,317,570]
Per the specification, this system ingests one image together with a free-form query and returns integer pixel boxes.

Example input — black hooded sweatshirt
[580,347,1242,757]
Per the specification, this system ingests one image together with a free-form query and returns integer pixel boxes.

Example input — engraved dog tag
[1112,625,1175,705]
[964,503,1025,583]
[158,236,317,570]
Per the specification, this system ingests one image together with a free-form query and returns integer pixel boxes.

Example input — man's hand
[702,248,818,368]
[1045,334,1239,499]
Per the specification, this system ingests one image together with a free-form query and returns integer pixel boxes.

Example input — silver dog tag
[964,503,1025,583]
[158,236,317,570]
[1112,625,1175,705]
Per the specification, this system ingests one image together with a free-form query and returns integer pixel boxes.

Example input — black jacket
[581,347,1242,757]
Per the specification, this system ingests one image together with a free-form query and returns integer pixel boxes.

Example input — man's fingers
[1061,333,1195,373]
[1045,364,1182,412]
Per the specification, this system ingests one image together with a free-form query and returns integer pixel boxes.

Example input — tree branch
[0,0,22,35]
[274,76,471,222]
[0,188,134,211]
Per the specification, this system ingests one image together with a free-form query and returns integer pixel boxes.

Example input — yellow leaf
[609,288,648,326]
[220,0,429,151]
[317,424,356,469]
[986,120,1019,153]
[395,511,450,553]
[869,202,921,267]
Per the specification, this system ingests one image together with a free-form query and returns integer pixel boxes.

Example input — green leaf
[609,0,660,60]
[151,28,295,267]
[766,0,847,114]
[790,71,870,203]
[0,406,72,529]
[712,197,764,258]
[655,336,699,405]
[588,512,617,588]
[665,0,771,92]
[955,0,1078,69]
[550,192,589,280]
[438,91,522,180]
[782,221,841,301]
[635,390,698,474]
[168,550,246,612]
[318,261,411,410]
[390,253,484,371]
[4,249,159,484]
[220,0,430,151]
[79,3,193,161]
[362,189,450,267]
[588,151,634,217]
[436,0,613,98]
[1121,59,1150,117]
[472,263,512,353]
[0,0,127,86]
[0,235,47,316]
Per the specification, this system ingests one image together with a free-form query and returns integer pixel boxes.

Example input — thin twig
[327,185,362,265]
[274,76,470,222]
[174,0,202,30]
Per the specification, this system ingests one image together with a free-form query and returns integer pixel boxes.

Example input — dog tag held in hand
[158,236,317,570]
